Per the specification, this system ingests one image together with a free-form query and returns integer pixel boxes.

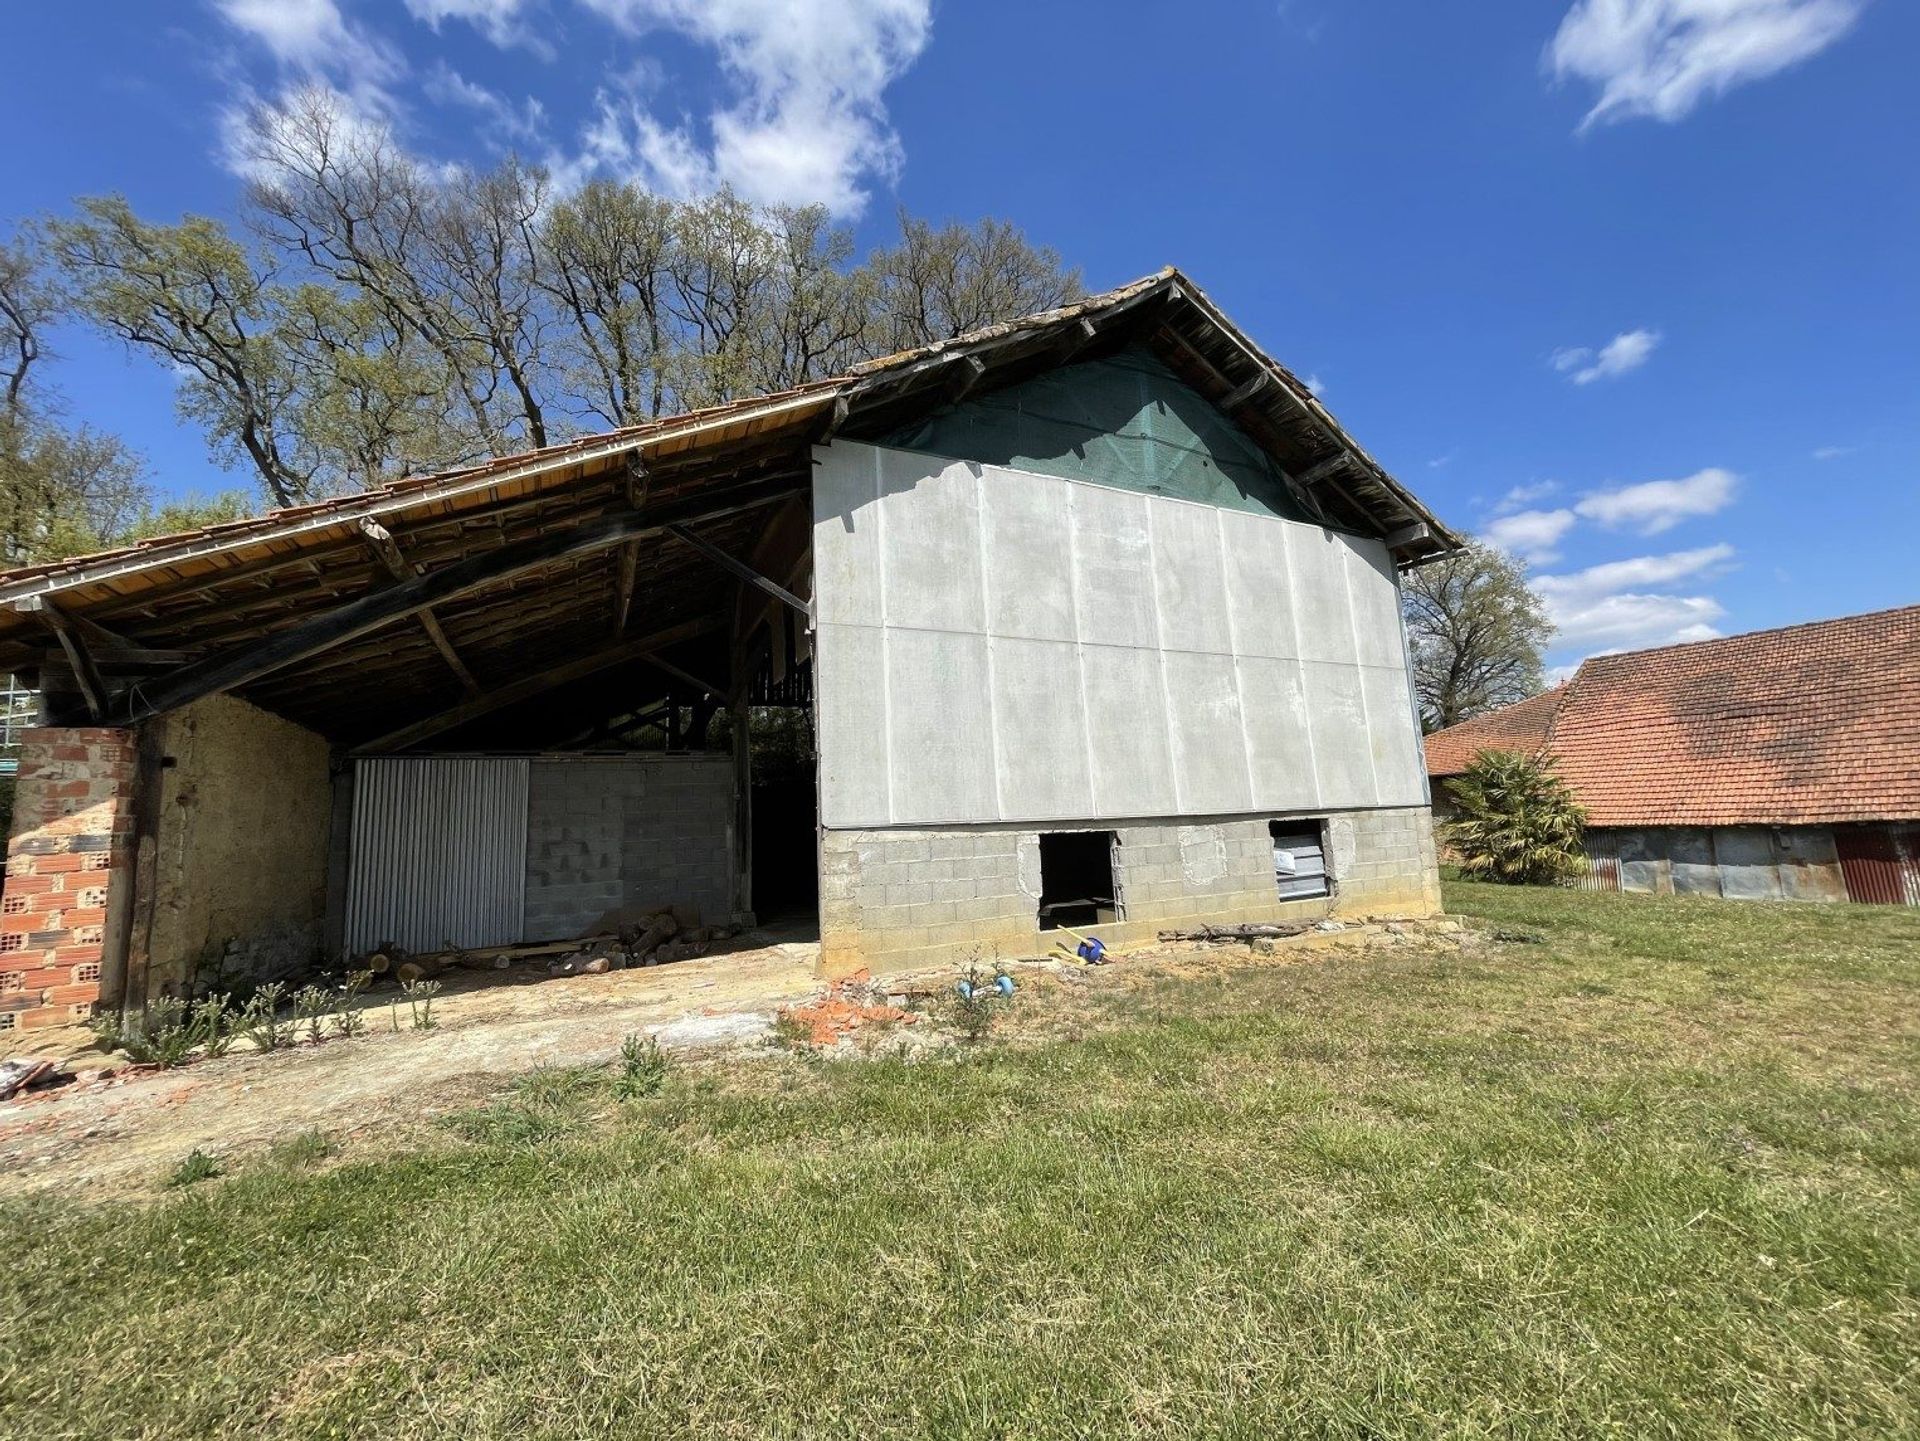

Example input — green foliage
[8,885,1919,1437]
[236,982,290,1052]
[90,994,236,1068]
[1444,748,1588,885]
[292,985,331,1046]
[265,1129,334,1170]
[614,1033,668,1100]
[1403,540,1553,732]
[163,1149,221,1189]
[330,971,372,1039]
[948,959,1007,1043]
[401,977,442,1031]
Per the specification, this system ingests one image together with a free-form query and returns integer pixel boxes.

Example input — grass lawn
[5,883,1918,1438]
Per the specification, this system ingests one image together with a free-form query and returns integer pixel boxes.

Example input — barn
[0,269,1456,1032]
[1425,606,1920,905]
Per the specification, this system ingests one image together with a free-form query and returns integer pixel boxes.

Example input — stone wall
[142,695,333,999]
[0,728,136,1033]
[522,756,735,941]
[820,805,1440,978]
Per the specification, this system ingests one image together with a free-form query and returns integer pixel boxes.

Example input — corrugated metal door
[1271,824,1330,901]
[344,758,531,953]
[1835,825,1920,907]
[1579,833,1622,892]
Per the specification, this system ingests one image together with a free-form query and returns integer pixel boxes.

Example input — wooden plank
[1216,372,1272,411]
[352,616,724,754]
[1294,454,1349,487]
[12,597,108,721]
[85,475,805,728]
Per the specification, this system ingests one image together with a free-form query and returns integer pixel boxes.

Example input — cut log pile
[346,904,740,988]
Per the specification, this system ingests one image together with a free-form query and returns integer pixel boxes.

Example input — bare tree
[863,213,1082,353]
[1402,541,1554,732]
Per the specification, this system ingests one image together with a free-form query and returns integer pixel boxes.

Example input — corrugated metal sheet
[1578,834,1622,892]
[344,757,530,953]
[1836,825,1920,907]
[1272,825,1330,901]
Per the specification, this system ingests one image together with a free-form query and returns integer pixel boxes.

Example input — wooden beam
[662,522,811,619]
[612,453,650,637]
[815,393,850,441]
[1217,372,1272,411]
[12,597,108,721]
[359,519,480,695]
[640,653,724,698]
[352,616,723,754]
[1294,454,1349,487]
[1385,521,1433,551]
[946,354,987,403]
[1056,316,1099,363]
[89,475,804,729]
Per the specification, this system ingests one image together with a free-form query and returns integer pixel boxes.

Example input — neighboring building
[0,269,1456,1032]
[1425,606,1920,905]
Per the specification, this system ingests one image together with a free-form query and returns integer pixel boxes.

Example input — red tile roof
[1423,605,1920,826]
[1423,686,1566,776]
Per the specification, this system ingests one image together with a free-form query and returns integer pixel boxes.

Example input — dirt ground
[0,918,1456,1202]
[0,931,824,1201]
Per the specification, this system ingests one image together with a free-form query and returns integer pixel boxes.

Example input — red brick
[16,1005,75,1029]
[53,943,105,965]
[45,983,100,1007]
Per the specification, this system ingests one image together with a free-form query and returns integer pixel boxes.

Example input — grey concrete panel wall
[819,806,1441,978]
[813,441,1425,830]
[523,756,734,941]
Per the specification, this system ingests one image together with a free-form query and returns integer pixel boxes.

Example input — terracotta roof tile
[1423,685,1567,776]
[1424,605,1920,826]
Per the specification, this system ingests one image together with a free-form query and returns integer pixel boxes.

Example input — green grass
[5,883,1918,1438]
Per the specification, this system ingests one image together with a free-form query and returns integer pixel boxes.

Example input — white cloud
[1574,466,1737,533]
[213,0,402,97]
[1811,444,1852,460]
[423,63,548,145]
[564,0,933,214]
[1535,543,1736,650]
[1551,327,1660,384]
[1548,0,1865,129]
[1303,373,1326,397]
[1494,480,1560,514]
[405,0,549,55]
[1483,508,1577,565]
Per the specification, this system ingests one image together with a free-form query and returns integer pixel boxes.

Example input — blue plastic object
[1076,937,1108,964]
[994,974,1016,998]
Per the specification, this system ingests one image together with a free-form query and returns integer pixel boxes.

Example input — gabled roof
[1423,685,1566,777]
[0,267,1457,745]
[1425,605,1920,827]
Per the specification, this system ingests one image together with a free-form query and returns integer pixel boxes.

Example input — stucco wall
[145,695,333,995]
[811,441,1428,831]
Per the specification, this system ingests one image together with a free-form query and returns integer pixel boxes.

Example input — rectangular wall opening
[1037,830,1118,930]
[1271,820,1330,900]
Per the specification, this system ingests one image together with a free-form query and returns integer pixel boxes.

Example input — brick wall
[819,805,1441,978]
[522,756,735,940]
[1,728,137,1033]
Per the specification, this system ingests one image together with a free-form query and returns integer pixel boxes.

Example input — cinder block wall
[523,756,734,940]
[820,805,1440,978]
[0,728,136,1033]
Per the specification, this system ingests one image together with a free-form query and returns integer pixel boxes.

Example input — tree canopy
[1402,540,1554,732]
[34,86,1081,519]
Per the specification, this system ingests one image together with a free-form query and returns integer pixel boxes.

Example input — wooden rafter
[663,522,811,620]
[13,596,108,721]
[352,616,722,755]
[80,475,804,729]
[612,452,648,637]
[359,519,479,694]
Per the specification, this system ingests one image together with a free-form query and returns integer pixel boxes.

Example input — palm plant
[1443,749,1587,885]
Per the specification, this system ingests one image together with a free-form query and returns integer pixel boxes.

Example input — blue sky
[2,0,1915,672]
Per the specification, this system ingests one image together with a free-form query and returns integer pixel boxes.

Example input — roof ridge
[1581,601,1920,668]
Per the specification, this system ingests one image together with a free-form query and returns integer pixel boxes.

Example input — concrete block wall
[522,756,734,941]
[0,728,137,1032]
[820,805,1440,978]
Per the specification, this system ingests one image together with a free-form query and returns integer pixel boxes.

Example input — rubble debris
[777,972,919,1047]
[1156,922,1314,943]
[0,1058,59,1102]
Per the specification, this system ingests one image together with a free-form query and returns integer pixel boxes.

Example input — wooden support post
[731,700,753,923]
[1217,372,1272,411]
